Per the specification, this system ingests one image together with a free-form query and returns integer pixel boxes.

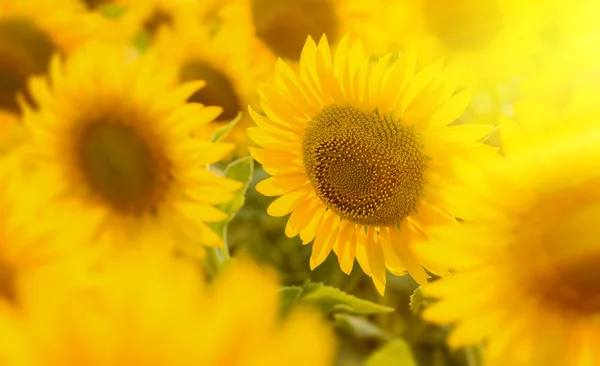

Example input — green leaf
[303,284,394,315]
[207,156,255,241]
[365,339,418,366]
[279,281,392,317]
[301,280,325,294]
[334,314,391,341]
[211,112,243,143]
[132,31,152,53]
[98,4,127,18]
[409,286,436,314]
[280,286,303,316]
[219,156,254,216]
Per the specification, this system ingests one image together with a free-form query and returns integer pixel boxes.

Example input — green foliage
[280,286,304,316]
[334,314,391,342]
[133,32,152,53]
[365,339,418,366]
[409,287,436,314]
[211,112,242,143]
[227,165,471,366]
[98,4,127,19]
[208,156,255,242]
[281,281,394,317]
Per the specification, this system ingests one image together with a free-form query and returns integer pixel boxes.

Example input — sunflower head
[151,15,263,156]
[17,42,242,257]
[100,0,201,47]
[417,109,600,364]
[249,33,497,295]
[18,256,336,366]
[0,158,91,314]
[303,104,428,227]
[0,0,99,115]
[214,0,395,85]
[385,0,550,87]
[251,0,340,60]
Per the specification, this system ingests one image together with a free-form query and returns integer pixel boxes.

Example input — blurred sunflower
[418,107,600,365]
[0,0,97,117]
[213,0,392,70]
[20,257,335,366]
[78,0,115,10]
[0,159,89,321]
[384,0,547,87]
[249,34,497,295]
[516,0,600,122]
[17,43,242,258]
[107,0,201,46]
[0,111,23,156]
[152,15,262,157]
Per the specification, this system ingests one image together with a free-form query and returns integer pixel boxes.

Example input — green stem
[203,247,222,279]
[203,228,231,279]
[216,228,231,261]
[465,345,485,366]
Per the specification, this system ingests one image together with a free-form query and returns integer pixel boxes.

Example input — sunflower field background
[0,0,599,365]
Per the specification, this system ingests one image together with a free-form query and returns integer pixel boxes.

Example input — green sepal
[211,111,243,143]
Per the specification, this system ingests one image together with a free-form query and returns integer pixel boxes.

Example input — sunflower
[516,0,600,123]
[384,0,549,87]
[96,0,201,48]
[78,0,115,10]
[212,0,393,75]
[417,107,600,365]
[17,42,242,259]
[0,157,90,325]
[151,14,263,157]
[0,0,99,117]
[0,111,22,156]
[16,256,335,366]
[249,34,497,295]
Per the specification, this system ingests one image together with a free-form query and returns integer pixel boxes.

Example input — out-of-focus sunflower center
[77,116,169,215]
[303,105,427,227]
[81,0,112,9]
[251,0,339,60]
[423,0,502,51]
[179,60,241,121]
[527,191,600,315]
[143,8,174,36]
[0,257,17,305]
[0,17,56,113]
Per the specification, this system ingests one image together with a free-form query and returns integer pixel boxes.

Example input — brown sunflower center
[251,0,339,60]
[0,258,17,305]
[0,17,57,113]
[423,0,502,51]
[302,105,427,227]
[179,60,241,121]
[143,8,174,36]
[81,0,112,10]
[77,115,169,216]
[525,188,600,315]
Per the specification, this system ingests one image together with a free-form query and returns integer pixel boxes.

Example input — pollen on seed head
[302,104,427,227]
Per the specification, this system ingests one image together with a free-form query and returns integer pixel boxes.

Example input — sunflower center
[303,105,427,227]
[77,116,168,215]
[179,60,241,121]
[251,0,339,60]
[0,258,17,305]
[81,0,112,9]
[143,8,174,36]
[423,0,502,51]
[0,17,57,113]
[527,189,600,315]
